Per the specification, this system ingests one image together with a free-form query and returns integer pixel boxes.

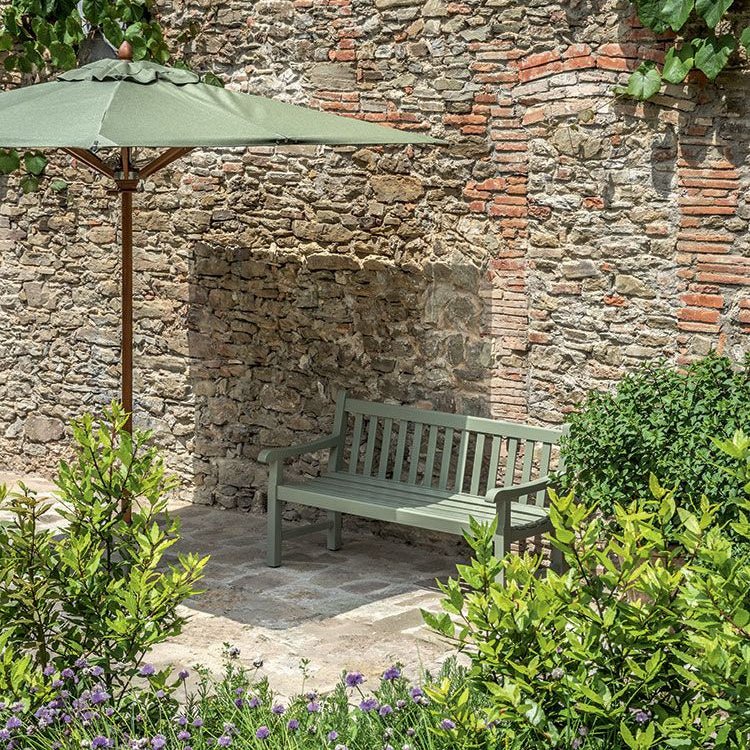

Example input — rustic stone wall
[0,0,748,508]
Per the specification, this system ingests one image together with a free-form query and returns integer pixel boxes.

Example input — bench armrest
[258,435,340,465]
[485,477,550,504]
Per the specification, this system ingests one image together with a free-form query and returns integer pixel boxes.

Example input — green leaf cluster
[556,353,750,529]
[0,403,208,704]
[628,0,750,99]
[424,434,750,748]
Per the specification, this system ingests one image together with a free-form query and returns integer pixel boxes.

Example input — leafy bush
[557,353,750,522]
[0,404,208,703]
[425,432,750,749]
[0,648,481,750]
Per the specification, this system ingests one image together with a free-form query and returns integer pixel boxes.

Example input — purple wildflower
[287,719,300,731]
[192,718,203,728]
[139,665,156,677]
[271,704,285,715]
[382,666,401,681]
[43,665,55,677]
[409,687,423,702]
[88,666,105,678]
[255,727,270,740]
[5,717,21,731]
[177,731,191,742]
[75,657,89,669]
[217,735,232,747]
[234,698,244,709]
[307,701,321,713]
[90,688,110,705]
[151,736,167,750]
[61,668,75,680]
[248,697,261,709]
[440,719,456,731]
[359,698,378,712]
[344,672,364,688]
[178,670,189,681]
[327,730,338,741]
[633,709,652,726]
[91,737,111,749]
[175,717,187,727]
[379,704,393,716]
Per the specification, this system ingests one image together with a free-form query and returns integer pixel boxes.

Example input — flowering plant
[0,404,208,704]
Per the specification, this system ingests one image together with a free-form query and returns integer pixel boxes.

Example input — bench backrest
[328,393,564,506]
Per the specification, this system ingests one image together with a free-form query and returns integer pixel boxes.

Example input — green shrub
[0,404,208,703]
[557,353,750,521]
[424,432,750,749]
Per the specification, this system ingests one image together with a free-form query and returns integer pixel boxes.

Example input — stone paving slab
[0,471,464,697]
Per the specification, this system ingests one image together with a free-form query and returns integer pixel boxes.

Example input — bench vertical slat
[504,438,519,487]
[348,413,364,474]
[377,418,393,479]
[536,441,553,505]
[454,430,470,492]
[438,427,454,490]
[363,416,378,476]
[408,423,424,485]
[422,425,439,487]
[487,435,502,490]
[393,421,408,482]
[520,440,536,503]
[470,433,486,496]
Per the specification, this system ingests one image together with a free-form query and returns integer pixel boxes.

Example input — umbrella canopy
[0,58,436,149]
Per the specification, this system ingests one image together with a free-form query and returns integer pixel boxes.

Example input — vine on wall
[627,0,750,98]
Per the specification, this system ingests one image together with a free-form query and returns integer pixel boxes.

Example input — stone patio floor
[0,471,462,697]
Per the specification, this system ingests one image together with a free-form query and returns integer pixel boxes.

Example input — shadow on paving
[166,502,464,631]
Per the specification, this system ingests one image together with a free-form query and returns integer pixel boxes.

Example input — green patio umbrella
[0,42,438,437]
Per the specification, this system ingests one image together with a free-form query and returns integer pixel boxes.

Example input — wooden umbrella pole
[117,146,138,522]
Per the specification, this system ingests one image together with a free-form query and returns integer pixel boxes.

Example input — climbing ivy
[627,0,750,99]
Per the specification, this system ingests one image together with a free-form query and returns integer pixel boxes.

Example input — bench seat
[278,473,552,540]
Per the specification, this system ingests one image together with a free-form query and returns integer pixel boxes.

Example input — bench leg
[550,544,567,575]
[266,465,283,567]
[493,530,507,585]
[327,511,342,551]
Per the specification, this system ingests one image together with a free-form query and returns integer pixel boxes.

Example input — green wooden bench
[258,392,565,570]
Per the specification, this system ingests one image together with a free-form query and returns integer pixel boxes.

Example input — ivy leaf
[636,0,693,33]
[49,40,77,70]
[695,0,733,29]
[50,179,68,193]
[740,26,750,52]
[0,32,14,52]
[23,152,48,177]
[102,18,124,48]
[625,62,662,100]
[19,175,40,194]
[202,72,225,88]
[662,43,695,84]
[693,35,736,80]
[0,149,20,175]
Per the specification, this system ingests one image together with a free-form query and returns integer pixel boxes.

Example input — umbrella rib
[61,148,116,179]
[139,147,194,179]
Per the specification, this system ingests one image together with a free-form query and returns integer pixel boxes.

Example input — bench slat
[454,430,469,492]
[393,420,408,482]
[363,416,378,476]
[520,440,536,504]
[488,435,502,488]
[408,423,424,485]
[422,425,439,487]
[470,433,486,496]
[505,437,519,487]
[438,427,454,490]
[348,413,364,474]
[378,417,393,479]
[537,442,553,506]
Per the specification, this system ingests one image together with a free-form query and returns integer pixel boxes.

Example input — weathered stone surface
[24,416,64,443]
[370,175,425,203]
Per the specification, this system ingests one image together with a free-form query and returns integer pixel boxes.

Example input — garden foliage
[557,353,750,523]
[0,404,207,702]
[424,431,750,749]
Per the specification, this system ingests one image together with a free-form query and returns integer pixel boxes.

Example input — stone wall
[0,0,748,507]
